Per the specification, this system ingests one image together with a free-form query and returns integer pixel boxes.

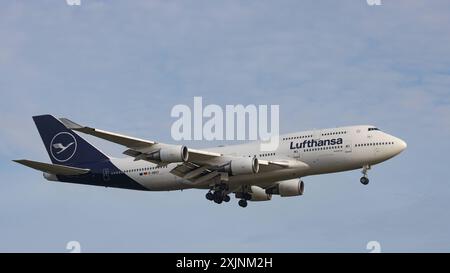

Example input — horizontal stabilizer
[13,159,90,176]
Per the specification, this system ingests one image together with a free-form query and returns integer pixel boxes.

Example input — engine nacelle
[250,185,272,201]
[222,157,259,176]
[235,186,271,201]
[147,145,189,163]
[266,179,304,197]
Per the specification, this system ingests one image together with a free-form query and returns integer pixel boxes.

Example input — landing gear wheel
[206,192,214,201]
[223,195,231,203]
[360,176,369,185]
[243,193,252,201]
[238,199,248,208]
[360,165,371,185]
[213,191,223,204]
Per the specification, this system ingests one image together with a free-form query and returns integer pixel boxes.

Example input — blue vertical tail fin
[33,115,109,167]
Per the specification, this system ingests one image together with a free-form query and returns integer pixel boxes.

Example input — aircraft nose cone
[398,138,407,153]
[401,140,407,150]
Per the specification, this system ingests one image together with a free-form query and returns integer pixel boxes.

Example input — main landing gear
[235,191,251,208]
[238,199,248,208]
[206,184,251,208]
[205,183,231,204]
[360,165,371,185]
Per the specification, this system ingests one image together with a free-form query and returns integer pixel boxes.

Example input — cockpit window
[368,128,380,131]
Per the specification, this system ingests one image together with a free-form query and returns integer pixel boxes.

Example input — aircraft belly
[136,173,191,191]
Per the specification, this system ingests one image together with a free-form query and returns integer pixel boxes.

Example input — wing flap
[258,159,310,171]
[187,148,222,162]
[170,162,225,186]
[13,159,90,175]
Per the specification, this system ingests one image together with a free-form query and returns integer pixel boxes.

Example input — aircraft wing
[60,117,308,186]
[60,118,221,164]
[169,159,309,187]
[13,159,90,176]
[60,118,156,148]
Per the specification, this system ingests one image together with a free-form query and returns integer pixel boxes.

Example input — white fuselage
[109,125,407,191]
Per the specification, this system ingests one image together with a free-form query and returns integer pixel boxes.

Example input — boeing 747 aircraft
[14,115,407,208]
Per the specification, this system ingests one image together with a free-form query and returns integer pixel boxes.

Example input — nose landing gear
[360,165,371,185]
[360,176,369,185]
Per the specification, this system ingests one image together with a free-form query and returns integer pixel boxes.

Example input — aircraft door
[345,140,352,153]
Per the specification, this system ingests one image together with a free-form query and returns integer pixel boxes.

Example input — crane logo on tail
[50,132,77,162]
[53,142,75,154]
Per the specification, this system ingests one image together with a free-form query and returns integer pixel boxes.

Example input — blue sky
[1,0,450,252]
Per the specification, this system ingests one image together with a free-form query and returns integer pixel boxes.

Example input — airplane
[14,115,407,208]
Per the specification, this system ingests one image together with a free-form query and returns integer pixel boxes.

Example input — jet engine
[249,185,272,201]
[266,179,304,197]
[235,186,271,201]
[146,145,189,163]
[221,157,259,176]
